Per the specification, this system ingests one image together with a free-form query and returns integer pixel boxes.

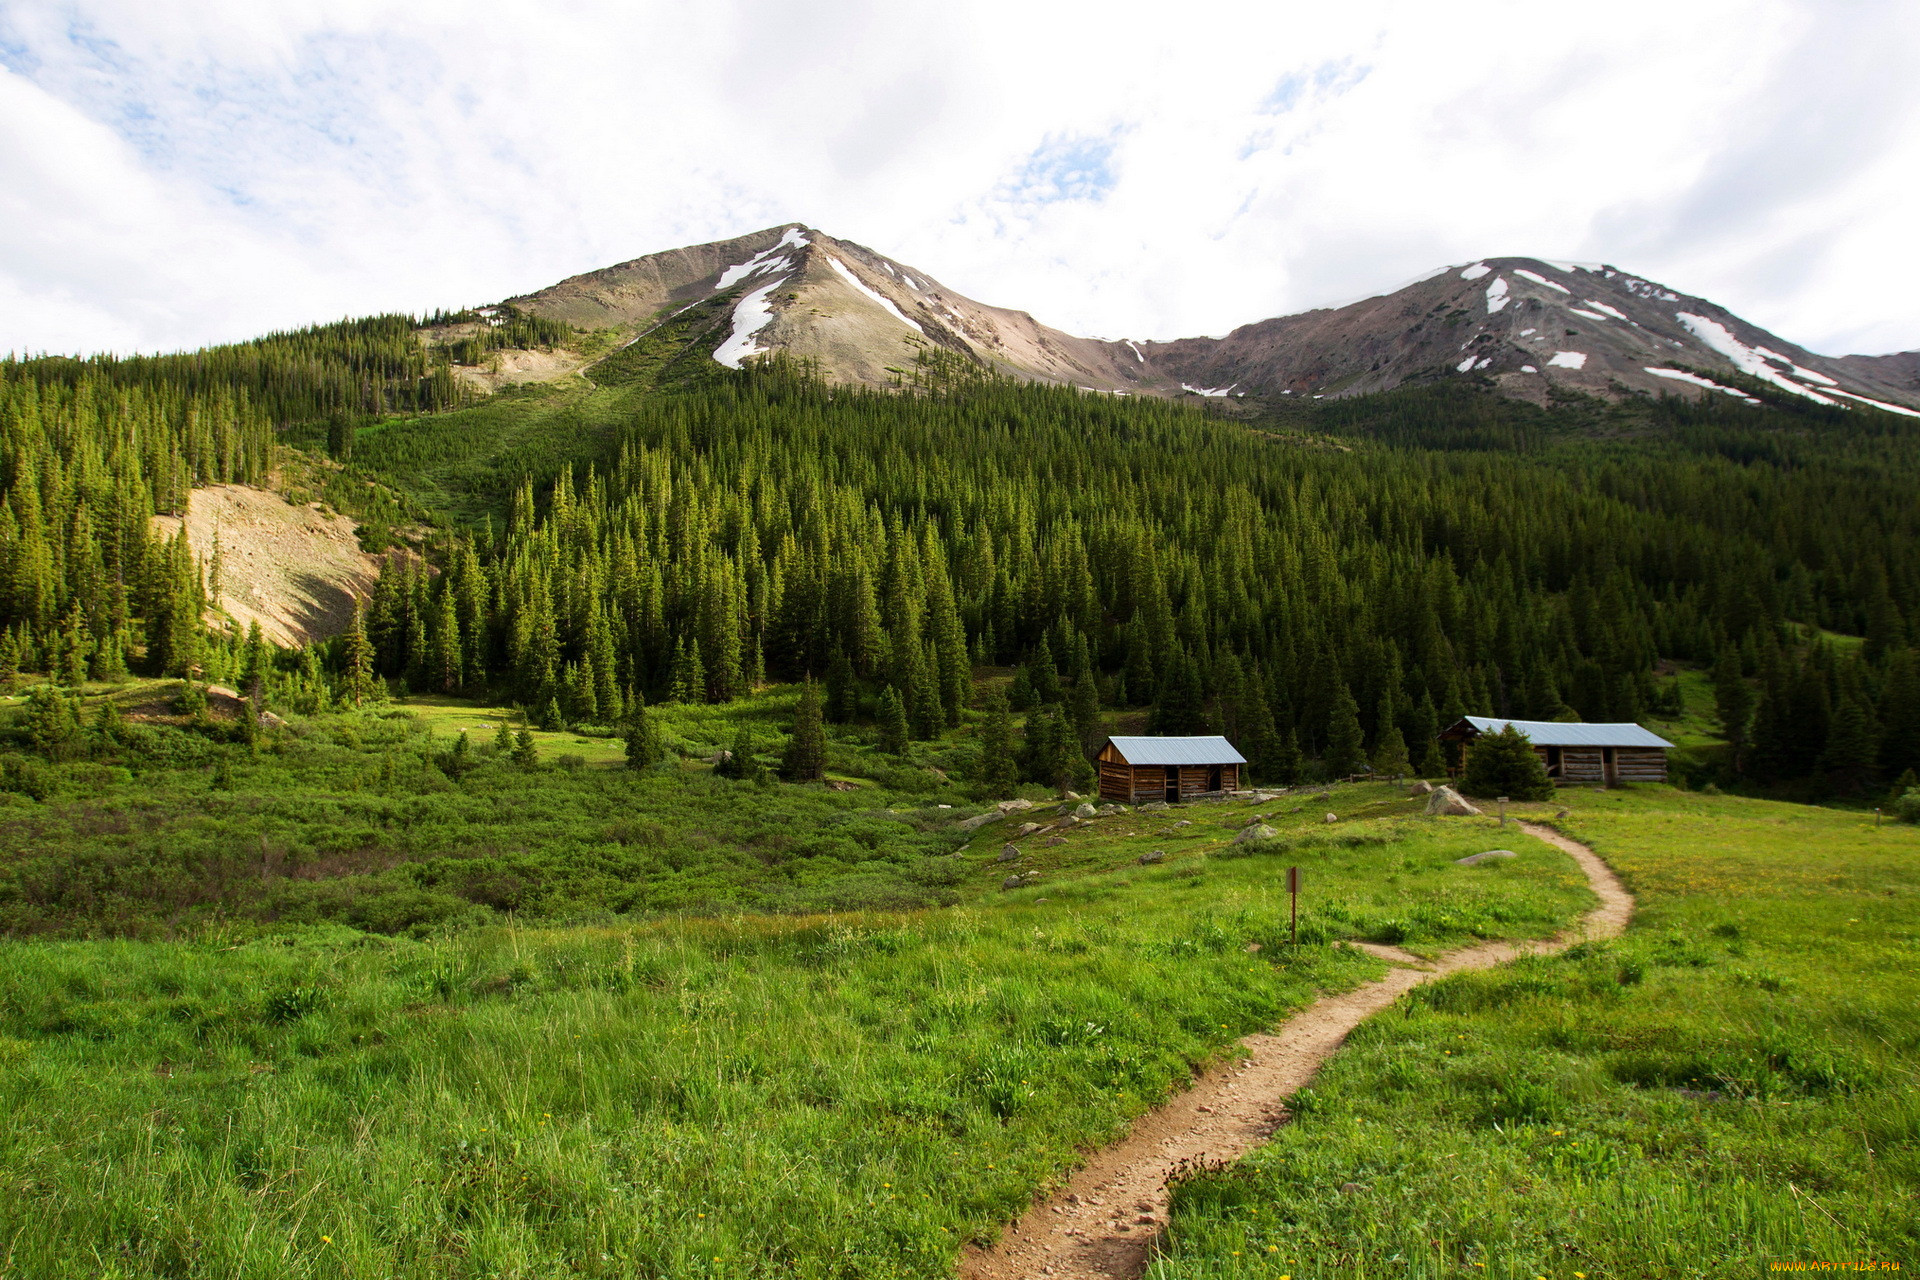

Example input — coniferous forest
[3,329,1918,815]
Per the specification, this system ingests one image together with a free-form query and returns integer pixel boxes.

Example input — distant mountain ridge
[485,225,1920,415]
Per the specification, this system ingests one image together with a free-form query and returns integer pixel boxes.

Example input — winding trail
[961,822,1633,1280]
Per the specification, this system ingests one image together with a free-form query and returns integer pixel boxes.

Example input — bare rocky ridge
[479,227,1919,415]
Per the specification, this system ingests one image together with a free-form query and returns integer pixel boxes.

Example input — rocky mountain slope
[479,226,1920,415]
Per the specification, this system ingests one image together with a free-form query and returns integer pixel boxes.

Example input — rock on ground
[1425,786,1482,817]
[1456,849,1518,866]
[1233,824,1279,845]
[995,799,1034,814]
[1138,850,1166,864]
[997,845,1020,862]
[1409,780,1435,796]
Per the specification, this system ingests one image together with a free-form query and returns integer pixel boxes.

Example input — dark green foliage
[783,680,827,781]
[623,697,664,770]
[1323,684,1367,779]
[1149,652,1208,735]
[1021,705,1083,792]
[1461,725,1555,801]
[876,685,911,756]
[512,728,539,769]
[973,686,1021,799]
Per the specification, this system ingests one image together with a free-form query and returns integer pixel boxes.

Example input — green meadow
[1151,788,1920,1279]
[0,779,1593,1278]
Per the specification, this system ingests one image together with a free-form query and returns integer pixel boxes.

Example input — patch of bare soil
[150,484,382,646]
[961,821,1632,1280]
[450,346,591,392]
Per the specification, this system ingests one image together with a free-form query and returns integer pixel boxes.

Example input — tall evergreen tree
[782,680,827,781]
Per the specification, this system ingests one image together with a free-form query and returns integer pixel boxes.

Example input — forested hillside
[338,354,1920,795]
[3,332,1918,806]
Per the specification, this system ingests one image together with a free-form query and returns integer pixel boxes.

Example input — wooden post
[1287,866,1301,946]
[1498,797,1508,826]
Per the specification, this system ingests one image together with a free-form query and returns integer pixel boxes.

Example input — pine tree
[825,647,858,723]
[1067,673,1102,755]
[1323,684,1367,779]
[1021,705,1075,792]
[1369,692,1411,777]
[877,684,911,756]
[343,604,375,707]
[240,620,270,707]
[1878,650,1920,781]
[1819,691,1879,794]
[1149,651,1208,735]
[1029,636,1061,705]
[782,680,827,781]
[512,727,540,769]
[493,720,515,756]
[623,696,664,769]
[973,685,1021,799]
[1460,725,1554,801]
[1712,649,1755,772]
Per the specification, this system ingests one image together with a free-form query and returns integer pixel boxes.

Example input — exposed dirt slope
[961,821,1632,1280]
[149,484,382,646]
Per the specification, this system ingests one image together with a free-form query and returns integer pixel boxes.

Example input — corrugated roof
[1462,717,1675,749]
[1104,736,1248,766]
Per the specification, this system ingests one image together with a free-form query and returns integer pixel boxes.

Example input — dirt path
[961,821,1632,1280]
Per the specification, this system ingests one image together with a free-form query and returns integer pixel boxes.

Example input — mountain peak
[485,229,1920,416]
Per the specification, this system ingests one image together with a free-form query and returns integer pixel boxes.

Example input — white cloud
[2,0,1917,358]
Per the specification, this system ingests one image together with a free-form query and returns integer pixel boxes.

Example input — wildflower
[321,1236,332,1245]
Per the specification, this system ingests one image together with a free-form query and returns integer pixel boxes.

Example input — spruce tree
[512,727,540,769]
[1149,651,1208,735]
[343,604,375,707]
[1021,705,1075,792]
[1369,691,1411,777]
[1878,650,1920,781]
[1323,684,1367,779]
[973,686,1021,799]
[1461,725,1554,801]
[877,684,911,756]
[1712,649,1755,772]
[623,696,664,769]
[782,680,827,781]
[1819,692,1880,794]
[1067,673,1102,755]
[824,648,858,723]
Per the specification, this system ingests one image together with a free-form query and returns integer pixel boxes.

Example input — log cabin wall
[1561,748,1606,783]
[1614,748,1668,782]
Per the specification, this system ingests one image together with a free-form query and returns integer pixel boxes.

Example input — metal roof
[1460,717,1675,749]
[1104,736,1248,766]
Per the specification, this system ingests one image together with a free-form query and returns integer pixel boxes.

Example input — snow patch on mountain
[1460,263,1492,281]
[1644,367,1760,403]
[1486,277,1511,314]
[1828,389,1920,418]
[828,255,920,331]
[1515,268,1572,295]
[1582,301,1629,322]
[1547,351,1588,369]
[1677,313,1838,405]
[713,277,790,369]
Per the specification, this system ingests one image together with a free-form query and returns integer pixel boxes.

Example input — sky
[3,0,1918,359]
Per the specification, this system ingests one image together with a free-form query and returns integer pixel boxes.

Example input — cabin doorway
[1207,765,1222,792]
[1164,766,1179,803]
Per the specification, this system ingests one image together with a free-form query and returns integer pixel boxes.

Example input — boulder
[1139,801,1170,812]
[1425,786,1481,817]
[1043,836,1068,847]
[1323,812,1338,824]
[1455,849,1517,866]
[1097,804,1127,817]
[1241,815,1268,828]
[1233,824,1279,845]
[997,845,1021,862]
[995,798,1034,815]
[1138,850,1166,864]
[1408,780,1435,796]
[1074,802,1098,819]
[1061,791,1081,801]
[1055,815,1080,829]
[955,811,1000,832]
[1171,819,1192,828]
[1001,873,1034,891]
[1016,822,1044,836]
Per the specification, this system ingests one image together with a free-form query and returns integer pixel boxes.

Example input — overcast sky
[4,0,1917,359]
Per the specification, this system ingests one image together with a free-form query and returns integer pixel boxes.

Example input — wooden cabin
[1097,736,1246,804]
[1438,716,1674,785]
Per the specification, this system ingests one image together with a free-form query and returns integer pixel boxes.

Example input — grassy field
[1150,786,1920,1279]
[0,789,1591,1278]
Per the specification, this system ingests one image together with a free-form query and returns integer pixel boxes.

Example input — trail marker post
[1287,865,1301,946]
[1499,797,1509,826]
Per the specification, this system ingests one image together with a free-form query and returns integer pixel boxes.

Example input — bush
[1461,725,1555,801]
[1894,789,1920,824]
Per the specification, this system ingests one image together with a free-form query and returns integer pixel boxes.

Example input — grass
[0,789,1591,1278]
[1149,785,1920,1279]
